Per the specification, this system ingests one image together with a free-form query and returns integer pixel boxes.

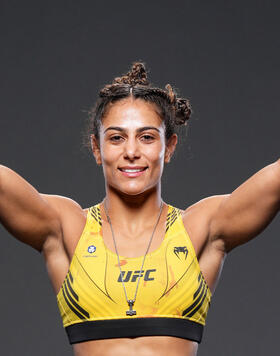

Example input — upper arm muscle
[0,166,61,251]
[210,161,280,251]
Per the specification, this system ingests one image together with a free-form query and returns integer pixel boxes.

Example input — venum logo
[117,269,156,283]
[174,246,188,260]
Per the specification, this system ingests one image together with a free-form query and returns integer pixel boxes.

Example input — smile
[118,167,147,177]
[120,169,146,173]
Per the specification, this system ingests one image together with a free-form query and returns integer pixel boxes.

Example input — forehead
[101,99,164,130]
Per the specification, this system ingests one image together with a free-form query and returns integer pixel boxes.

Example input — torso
[73,336,198,356]
[43,198,226,356]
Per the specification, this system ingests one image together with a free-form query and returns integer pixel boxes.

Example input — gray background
[1,1,279,355]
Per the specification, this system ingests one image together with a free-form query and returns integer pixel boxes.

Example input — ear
[164,134,178,163]
[90,134,102,165]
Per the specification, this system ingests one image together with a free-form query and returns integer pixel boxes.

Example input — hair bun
[175,97,192,125]
[165,84,191,125]
[113,62,149,86]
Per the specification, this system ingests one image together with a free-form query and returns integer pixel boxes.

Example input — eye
[109,135,124,142]
[140,134,155,142]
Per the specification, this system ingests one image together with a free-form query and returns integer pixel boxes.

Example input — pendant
[126,300,136,316]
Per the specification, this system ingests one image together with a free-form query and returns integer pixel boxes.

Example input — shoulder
[183,194,228,216]
[41,195,91,258]
[41,193,90,220]
[41,194,87,238]
[41,194,84,211]
[179,195,229,255]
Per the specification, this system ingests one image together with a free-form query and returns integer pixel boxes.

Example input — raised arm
[0,165,61,251]
[210,159,280,252]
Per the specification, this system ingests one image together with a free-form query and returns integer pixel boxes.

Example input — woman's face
[91,98,177,196]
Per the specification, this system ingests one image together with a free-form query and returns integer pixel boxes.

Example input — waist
[73,335,198,356]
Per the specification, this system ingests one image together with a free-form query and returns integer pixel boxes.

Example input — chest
[56,205,212,334]
[73,227,198,305]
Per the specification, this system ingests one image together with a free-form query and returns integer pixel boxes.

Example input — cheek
[141,148,165,170]
[100,144,119,164]
[99,141,166,166]
[147,143,165,160]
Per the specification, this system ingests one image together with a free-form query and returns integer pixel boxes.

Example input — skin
[0,97,280,356]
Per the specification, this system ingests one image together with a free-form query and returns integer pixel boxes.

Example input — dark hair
[87,62,192,144]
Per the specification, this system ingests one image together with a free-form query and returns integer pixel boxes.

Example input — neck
[102,186,164,232]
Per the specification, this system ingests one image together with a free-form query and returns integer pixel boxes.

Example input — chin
[117,186,146,196]
[109,182,157,198]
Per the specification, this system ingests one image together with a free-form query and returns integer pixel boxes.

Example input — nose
[123,137,140,161]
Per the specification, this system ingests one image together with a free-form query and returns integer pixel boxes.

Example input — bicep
[0,166,61,251]
[210,161,280,251]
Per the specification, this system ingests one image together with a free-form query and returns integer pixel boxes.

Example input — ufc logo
[117,269,156,283]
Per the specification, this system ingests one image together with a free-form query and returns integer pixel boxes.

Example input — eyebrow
[103,126,160,134]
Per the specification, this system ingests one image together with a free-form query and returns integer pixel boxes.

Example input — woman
[0,62,279,356]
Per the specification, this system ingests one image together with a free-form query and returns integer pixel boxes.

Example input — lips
[119,167,147,173]
[118,166,147,177]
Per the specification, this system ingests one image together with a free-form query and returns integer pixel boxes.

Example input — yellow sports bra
[57,203,211,344]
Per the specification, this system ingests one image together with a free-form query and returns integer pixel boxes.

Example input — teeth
[123,169,143,172]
